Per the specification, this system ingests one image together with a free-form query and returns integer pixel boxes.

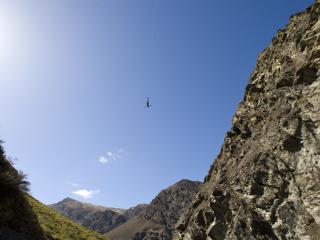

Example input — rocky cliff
[177,2,320,240]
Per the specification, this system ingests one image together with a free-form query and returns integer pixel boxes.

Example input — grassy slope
[0,143,46,240]
[27,195,108,240]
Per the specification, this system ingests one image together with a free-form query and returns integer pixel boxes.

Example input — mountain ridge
[51,197,126,214]
[50,179,202,240]
[50,197,130,234]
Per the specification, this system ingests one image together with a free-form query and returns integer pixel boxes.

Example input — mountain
[27,196,108,240]
[50,198,129,234]
[51,197,125,215]
[0,142,107,240]
[177,2,320,239]
[107,179,202,240]
[50,198,147,234]
[50,179,201,240]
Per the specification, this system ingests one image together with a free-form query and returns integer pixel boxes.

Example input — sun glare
[0,8,27,84]
[0,15,13,59]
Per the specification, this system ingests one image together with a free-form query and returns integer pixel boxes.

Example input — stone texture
[141,179,203,239]
[177,2,320,240]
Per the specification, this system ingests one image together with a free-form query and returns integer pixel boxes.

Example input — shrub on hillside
[0,141,30,193]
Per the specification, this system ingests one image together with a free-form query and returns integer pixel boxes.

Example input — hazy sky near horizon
[0,0,314,208]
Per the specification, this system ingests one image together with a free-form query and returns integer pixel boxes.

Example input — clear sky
[0,0,314,208]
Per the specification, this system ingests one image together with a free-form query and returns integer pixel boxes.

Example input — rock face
[177,2,320,240]
[106,179,202,240]
[123,204,148,220]
[50,198,128,234]
[143,180,203,238]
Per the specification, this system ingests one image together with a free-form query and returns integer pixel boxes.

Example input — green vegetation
[0,140,106,240]
[0,141,30,193]
[27,195,108,240]
[0,142,45,239]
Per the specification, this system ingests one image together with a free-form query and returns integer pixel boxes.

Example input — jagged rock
[177,2,320,240]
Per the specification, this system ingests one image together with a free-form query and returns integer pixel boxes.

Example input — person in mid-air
[145,97,151,108]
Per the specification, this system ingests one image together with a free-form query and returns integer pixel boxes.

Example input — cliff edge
[177,2,320,239]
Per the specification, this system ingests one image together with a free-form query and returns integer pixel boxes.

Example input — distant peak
[174,179,202,187]
[177,179,194,184]
[62,197,76,202]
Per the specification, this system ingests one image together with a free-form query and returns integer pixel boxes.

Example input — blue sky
[0,0,314,208]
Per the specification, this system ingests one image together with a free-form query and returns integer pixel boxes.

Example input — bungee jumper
[145,97,151,108]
